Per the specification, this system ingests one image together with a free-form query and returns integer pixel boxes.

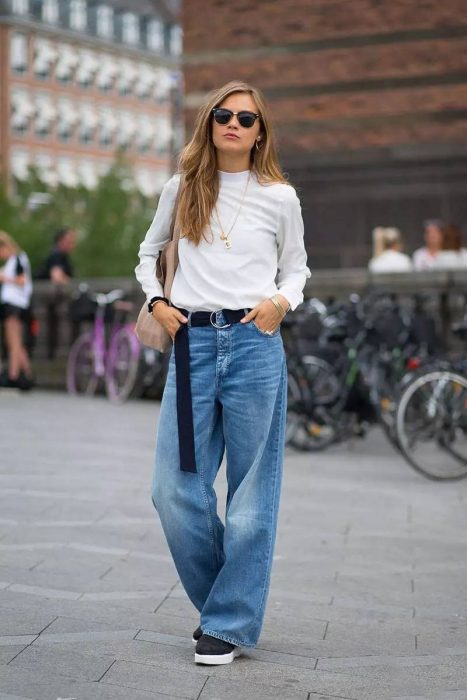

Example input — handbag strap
[169,175,185,244]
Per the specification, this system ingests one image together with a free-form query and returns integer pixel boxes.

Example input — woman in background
[412,219,443,271]
[433,223,467,269]
[369,227,412,273]
[0,231,33,390]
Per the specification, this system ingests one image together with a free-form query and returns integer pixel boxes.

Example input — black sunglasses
[212,108,260,129]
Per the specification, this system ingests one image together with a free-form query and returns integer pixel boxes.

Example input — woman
[135,81,310,665]
[0,231,33,390]
[368,227,412,273]
[433,223,467,269]
[412,219,443,271]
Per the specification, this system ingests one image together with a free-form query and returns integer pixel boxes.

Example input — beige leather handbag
[135,179,183,352]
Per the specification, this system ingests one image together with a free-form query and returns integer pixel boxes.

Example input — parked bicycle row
[62,285,466,480]
[282,293,466,481]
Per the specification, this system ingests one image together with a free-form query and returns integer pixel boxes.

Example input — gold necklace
[212,171,251,250]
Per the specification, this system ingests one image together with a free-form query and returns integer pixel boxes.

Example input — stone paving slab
[0,664,177,699]
[101,659,208,698]
[1,391,467,699]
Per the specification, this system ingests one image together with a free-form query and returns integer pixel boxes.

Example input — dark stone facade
[182,0,467,267]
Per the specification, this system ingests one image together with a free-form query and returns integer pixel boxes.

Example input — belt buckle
[210,311,231,329]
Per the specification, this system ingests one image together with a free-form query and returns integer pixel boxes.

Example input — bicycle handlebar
[93,289,125,306]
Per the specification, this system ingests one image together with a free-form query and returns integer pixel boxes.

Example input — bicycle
[67,287,141,403]
[284,293,437,451]
[395,320,467,480]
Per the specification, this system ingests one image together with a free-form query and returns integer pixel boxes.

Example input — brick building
[183,0,467,267]
[0,0,182,199]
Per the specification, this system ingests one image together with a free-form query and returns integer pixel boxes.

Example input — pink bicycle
[66,288,141,403]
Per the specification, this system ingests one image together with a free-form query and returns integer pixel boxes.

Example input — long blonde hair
[372,227,403,258]
[0,230,19,255]
[177,80,287,245]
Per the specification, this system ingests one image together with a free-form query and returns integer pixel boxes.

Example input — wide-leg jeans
[152,310,287,648]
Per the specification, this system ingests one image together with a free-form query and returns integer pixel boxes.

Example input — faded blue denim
[152,310,287,648]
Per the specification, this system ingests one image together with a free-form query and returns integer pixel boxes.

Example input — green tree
[0,153,158,278]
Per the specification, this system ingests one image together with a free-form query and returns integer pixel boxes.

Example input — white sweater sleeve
[276,187,311,311]
[134,174,180,302]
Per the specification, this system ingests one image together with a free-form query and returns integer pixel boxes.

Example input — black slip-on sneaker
[192,625,202,644]
[194,633,241,665]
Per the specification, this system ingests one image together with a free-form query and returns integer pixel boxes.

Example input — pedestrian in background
[413,219,443,271]
[36,227,76,283]
[135,80,310,665]
[0,231,33,390]
[369,227,412,273]
[433,223,467,269]
[35,227,77,359]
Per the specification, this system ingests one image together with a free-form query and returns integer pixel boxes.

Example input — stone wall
[5,270,465,389]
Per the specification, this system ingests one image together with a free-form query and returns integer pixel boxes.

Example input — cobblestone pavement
[1,390,467,700]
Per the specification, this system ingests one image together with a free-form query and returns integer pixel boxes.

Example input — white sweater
[135,170,311,312]
[368,250,413,273]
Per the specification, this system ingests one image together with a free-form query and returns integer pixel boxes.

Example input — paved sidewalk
[1,390,467,700]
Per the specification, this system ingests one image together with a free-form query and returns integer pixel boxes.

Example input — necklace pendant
[220,232,228,241]
[225,238,232,249]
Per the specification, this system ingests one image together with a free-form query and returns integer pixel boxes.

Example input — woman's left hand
[240,295,288,333]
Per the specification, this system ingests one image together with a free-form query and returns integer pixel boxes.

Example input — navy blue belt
[173,307,251,473]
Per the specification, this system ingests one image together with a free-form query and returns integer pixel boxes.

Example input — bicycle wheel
[285,371,302,445]
[396,370,467,480]
[302,354,342,407]
[67,332,99,396]
[105,326,140,403]
[289,357,339,451]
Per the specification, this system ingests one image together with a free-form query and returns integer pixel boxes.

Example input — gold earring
[255,139,262,152]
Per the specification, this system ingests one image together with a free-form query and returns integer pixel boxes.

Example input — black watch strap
[148,296,168,313]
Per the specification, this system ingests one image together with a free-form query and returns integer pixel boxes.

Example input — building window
[117,60,136,96]
[155,118,172,157]
[57,99,77,143]
[99,109,117,147]
[79,104,97,144]
[146,18,164,53]
[77,160,98,189]
[11,0,29,15]
[79,126,93,144]
[10,33,28,74]
[11,90,34,134]
[137,118,155,154]
[70,0,87,31]
[35,94,56,138]
[11,150,30,182]
[96,5,114,39]
[76,50,98,88]
[121,12,139,45]
[35,153,58,188]
[169,25,182,56]
[42,0,58,23]
[154,69,172,105]
[57,157,80,188]
[55,44,79,83]
[33,38,57,80]
[96,57,116,92]
[116,111,136,151]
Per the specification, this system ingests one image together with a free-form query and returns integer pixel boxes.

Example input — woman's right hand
[152,303,188,340]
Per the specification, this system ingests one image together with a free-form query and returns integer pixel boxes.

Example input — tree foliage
[0,153,158,277]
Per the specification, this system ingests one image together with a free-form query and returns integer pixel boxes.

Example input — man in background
[36,228,77,359]
[36,228,76,284]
